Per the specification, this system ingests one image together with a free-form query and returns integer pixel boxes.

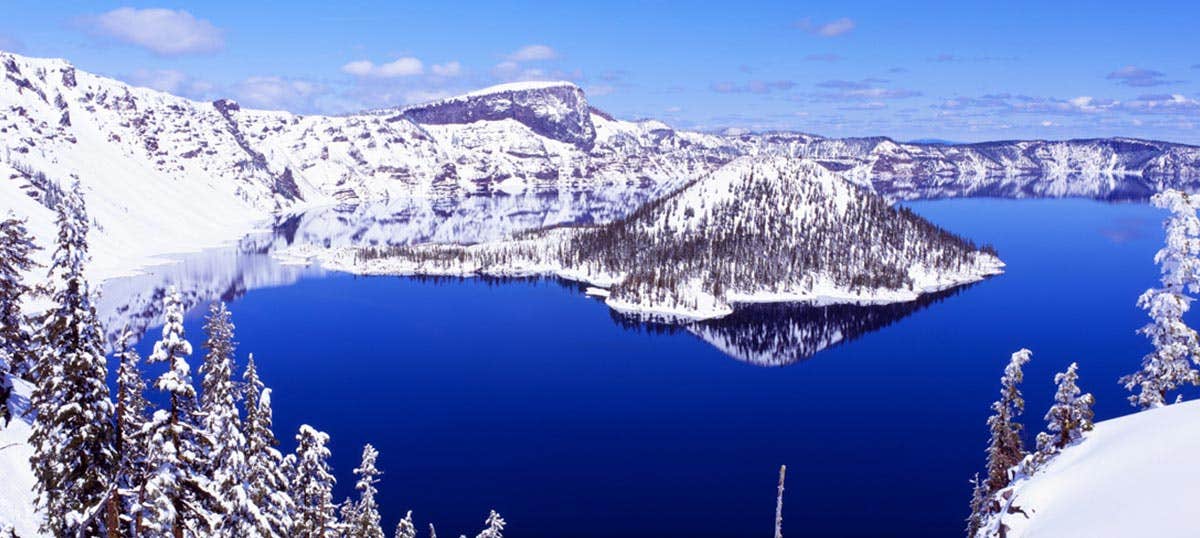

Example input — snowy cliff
[399,81,597,149]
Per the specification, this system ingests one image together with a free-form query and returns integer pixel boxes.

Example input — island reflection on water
[98,184,992,364]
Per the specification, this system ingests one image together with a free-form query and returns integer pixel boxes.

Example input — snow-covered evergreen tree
[114,330,150,535]
[1122,189,1200,408]
[1036,362,1095,457]
[475,511,505,538]
[141,286,220,536]
[985,349,1031,493]
[393,511,416,538]
[198,302,260,536]
[965,473,989,538]
[290,425,338,537]
[0,213,38,424]
[243,354,295,536]
[28,187,118,536]
[346,444,385,538]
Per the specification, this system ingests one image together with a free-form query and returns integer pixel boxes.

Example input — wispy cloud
[933,92,1199,118]
[929,53,1019,63]
[585,84,615,96]
[82,7,223,55]
[810,79,920,101]
[506,44,558,62]
[430,61,462,77]
[0,34,24,52]
[341,57,425,78]
[710,80,796,94]
[490,44,568,82]
[803,53,843,62]
[1123,93,1200,114]
[233,76,325,111]
[1106,65,1178,87]
[125,69,215,99]
[794,17,856,37]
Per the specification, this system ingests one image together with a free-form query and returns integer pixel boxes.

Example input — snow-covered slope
[0,380,40,537]
[986,401,1200,537]
[0,51,743,279]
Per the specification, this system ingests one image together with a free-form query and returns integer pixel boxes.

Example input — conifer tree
[198,302,259,536]
[29,188,117,536]
[0,213,38,424]
[393,511,416,538]
[142,286,219,537]
[1036,362,1095,456]
[984,349,1031,493]
[291,425,338,537]
[113,330,150,535]
[243,355,295,536]
[965,473,989,538]
[347,444,385,538]
[1122,189,1200,408]
[475,511,505,538]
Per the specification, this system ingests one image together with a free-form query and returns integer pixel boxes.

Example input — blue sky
[2,1,1199,142]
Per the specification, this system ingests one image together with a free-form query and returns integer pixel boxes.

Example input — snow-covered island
[314,157,1004,320]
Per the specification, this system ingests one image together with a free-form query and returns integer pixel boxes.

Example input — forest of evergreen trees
[355,159,997,316]
[0,187,505,537]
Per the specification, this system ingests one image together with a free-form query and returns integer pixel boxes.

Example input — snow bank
[0,380,43,537]
[995,401,1200,537]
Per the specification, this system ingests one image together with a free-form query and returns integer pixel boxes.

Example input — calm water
[123,197,1189,537]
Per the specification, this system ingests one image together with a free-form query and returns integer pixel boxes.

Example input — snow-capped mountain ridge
[3,49,1200,282]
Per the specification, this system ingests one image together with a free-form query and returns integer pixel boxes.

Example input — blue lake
[121,197,1190,537]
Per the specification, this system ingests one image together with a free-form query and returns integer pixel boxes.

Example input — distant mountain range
[2,49,1199,278]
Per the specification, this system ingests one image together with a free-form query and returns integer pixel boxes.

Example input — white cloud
[404,89,452,104]
[341,60,375,76]
[341,57,425,78]
[233,76,324,111]
[795,17,856,37]
[1106,66,1175,87]
[126,69,214,98]
[431,61,462,77]
[506,44,558,62]
[491,61,550,82]
[86,7,223,55]
[586,84,615,96]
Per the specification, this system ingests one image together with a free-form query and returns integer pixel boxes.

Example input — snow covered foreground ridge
[981,400,1200,537]
[330,158,1004,320]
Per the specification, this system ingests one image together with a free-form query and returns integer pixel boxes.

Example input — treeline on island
[354,158,998,316]
[0,185,505,537]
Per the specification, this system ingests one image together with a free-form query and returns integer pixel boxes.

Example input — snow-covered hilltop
[982,400,1200,537]
[332,157,1003,319]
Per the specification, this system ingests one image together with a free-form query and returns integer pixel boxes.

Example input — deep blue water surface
[130,198,1187,537]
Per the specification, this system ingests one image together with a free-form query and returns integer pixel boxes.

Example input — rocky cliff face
[399,81,597,149]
